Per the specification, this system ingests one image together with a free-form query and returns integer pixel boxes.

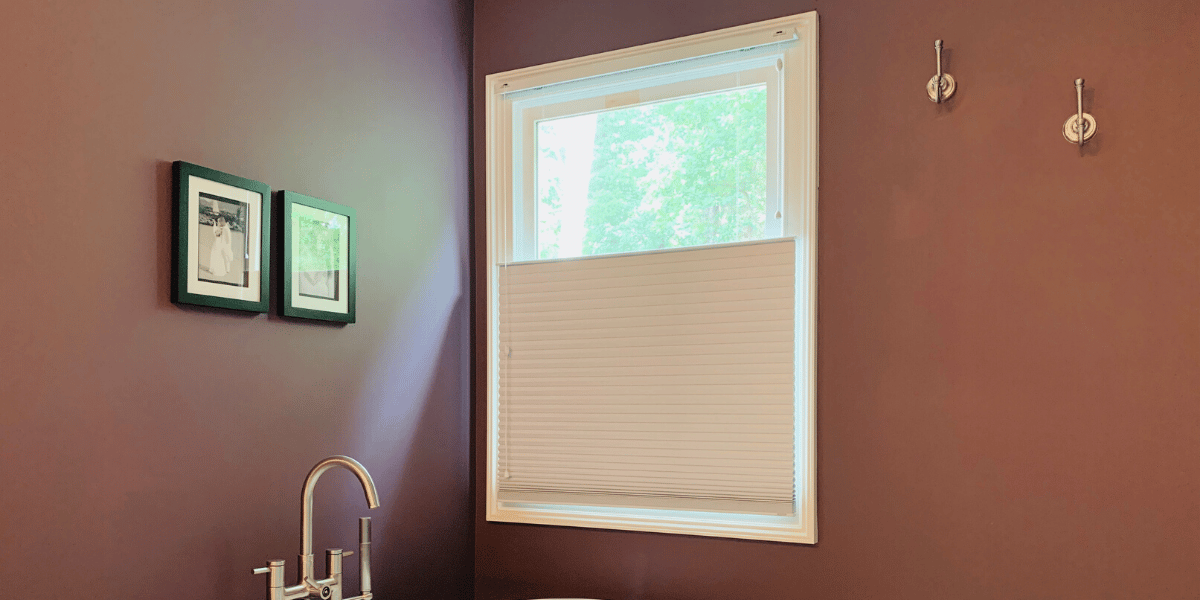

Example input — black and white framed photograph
[197,192,249,287]
[171,161,270,312]
[281,191,356,323]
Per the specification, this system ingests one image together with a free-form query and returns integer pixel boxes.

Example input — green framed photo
[172,161,271,312]
[281,191,356,323]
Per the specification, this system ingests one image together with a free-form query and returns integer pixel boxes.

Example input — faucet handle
[321,549,346,600]
[323,548,354,576]
[254,559,287,597]
[325,548,346,577]
[322,549,355,574]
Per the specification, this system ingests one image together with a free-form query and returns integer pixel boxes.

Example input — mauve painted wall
[472,0,1199,598]
[1,2,472,599]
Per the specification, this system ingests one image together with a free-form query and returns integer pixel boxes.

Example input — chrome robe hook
[926,40,956,103]
[1063,78,1096,145]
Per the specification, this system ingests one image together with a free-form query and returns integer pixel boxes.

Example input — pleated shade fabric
[496,238,797,516]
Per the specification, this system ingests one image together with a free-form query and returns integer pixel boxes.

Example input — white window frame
[484,12,818,544]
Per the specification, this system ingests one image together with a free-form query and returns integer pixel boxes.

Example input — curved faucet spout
[299,456,379,587]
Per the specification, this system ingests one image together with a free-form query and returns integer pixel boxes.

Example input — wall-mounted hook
[1062,78,1096,146]
[926,40,956,103]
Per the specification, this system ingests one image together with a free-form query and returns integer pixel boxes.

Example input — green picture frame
[281,191,357,323]
[172,161,271,312]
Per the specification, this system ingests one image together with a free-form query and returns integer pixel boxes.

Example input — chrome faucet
[254,456,380,600]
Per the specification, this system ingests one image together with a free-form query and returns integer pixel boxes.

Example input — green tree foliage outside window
[536,86,767,258]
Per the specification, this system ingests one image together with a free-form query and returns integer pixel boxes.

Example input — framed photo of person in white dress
[281,191,356,323]
[171,161,271,312]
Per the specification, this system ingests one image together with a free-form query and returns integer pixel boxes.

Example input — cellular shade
[496,238,797,515]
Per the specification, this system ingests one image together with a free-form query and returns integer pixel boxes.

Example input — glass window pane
[536,85,767,260]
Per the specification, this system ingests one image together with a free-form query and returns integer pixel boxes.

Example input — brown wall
[0,1,472,599]
[472,1,1200,598]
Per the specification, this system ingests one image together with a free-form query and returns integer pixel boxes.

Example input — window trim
[484,11,819,544]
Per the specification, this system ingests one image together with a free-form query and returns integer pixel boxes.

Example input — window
[484,12,818,543]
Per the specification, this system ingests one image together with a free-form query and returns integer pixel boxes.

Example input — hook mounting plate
[1062,113,1096,144]
[926,73,956,102]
